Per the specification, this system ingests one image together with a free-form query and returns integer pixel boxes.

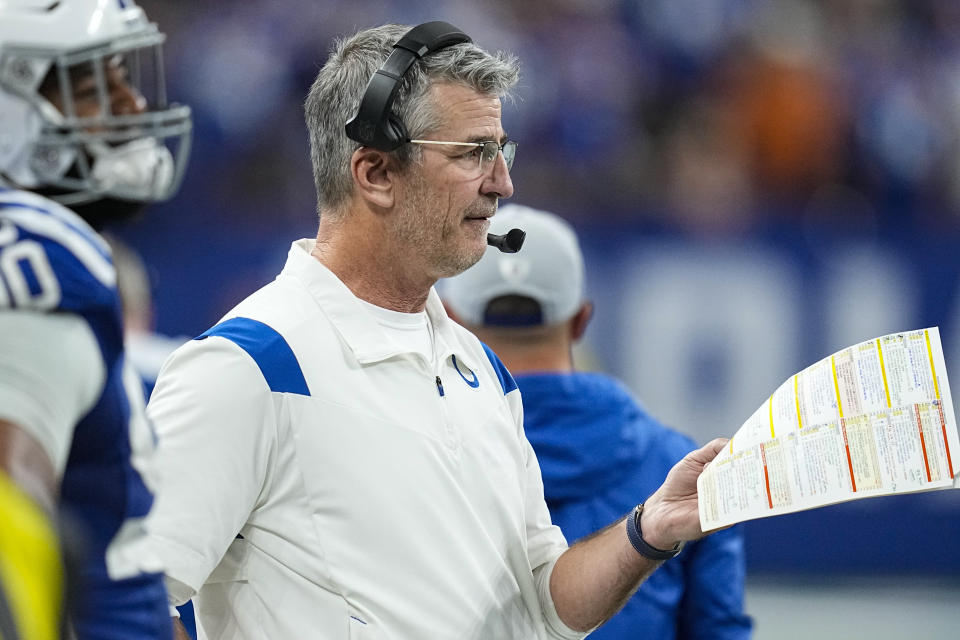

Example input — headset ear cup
[345,22,471,150]
[384,115,407,150]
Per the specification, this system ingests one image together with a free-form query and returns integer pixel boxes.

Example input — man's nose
[111,82,147,116]
[482,150,514,199]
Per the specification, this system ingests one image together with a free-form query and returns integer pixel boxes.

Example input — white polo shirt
[146,240,582,640]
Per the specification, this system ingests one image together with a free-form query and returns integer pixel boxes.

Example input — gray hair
[304,24,519,218]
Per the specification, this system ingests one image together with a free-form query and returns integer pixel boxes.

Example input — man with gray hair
[146,23,728,639]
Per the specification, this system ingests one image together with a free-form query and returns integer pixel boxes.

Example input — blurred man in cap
[444,203,753,640]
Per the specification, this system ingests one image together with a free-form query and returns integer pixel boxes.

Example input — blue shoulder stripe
[196,317,310,396]
[481,342,518,396]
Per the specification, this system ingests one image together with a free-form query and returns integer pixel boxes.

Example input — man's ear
[570,301,594,341]
[350,147,395,209]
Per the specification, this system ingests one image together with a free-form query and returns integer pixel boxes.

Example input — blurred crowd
[144,0,960,240]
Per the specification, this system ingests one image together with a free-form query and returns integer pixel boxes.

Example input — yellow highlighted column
[794,374,803,430]
[831,355,845,419]
[924,330,941,400]
[768,395,775,439]
[876,339,892,408]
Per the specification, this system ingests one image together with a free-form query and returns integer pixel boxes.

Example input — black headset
[344,21,525,254]
[345,21,470,151]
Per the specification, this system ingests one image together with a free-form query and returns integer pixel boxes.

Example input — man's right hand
[638,437,728,550]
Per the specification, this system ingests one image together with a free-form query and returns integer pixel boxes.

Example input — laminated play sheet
[698,328,960,530]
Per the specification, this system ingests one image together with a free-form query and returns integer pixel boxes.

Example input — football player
[0,1,191,637]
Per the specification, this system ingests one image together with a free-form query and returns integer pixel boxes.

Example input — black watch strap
[625,503,683,561]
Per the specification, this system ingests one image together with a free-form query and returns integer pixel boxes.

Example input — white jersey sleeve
[0,311,105,473]
[145,335,277,602]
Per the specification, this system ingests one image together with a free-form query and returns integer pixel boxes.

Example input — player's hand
[638,438,728,550]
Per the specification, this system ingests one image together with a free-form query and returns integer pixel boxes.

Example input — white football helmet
[0,0,191,205]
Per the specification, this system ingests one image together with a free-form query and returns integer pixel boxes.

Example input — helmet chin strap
[88,138,175,202]
[45,137,175,206]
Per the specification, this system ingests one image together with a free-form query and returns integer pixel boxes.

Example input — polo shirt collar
[282,239,477,369]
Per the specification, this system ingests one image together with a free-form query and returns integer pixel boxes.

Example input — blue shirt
[0,188,170,639]
[518,371,753,640]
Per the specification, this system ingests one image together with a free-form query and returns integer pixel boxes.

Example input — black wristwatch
[625,503,683,561]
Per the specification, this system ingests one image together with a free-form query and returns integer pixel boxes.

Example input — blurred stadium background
[122,1,960,636]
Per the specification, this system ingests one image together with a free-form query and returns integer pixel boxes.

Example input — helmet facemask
[0,26,191,206]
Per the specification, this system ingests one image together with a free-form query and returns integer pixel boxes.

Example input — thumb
[694,438,729,466]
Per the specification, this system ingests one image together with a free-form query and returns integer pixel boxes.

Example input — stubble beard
[394,173,491,279]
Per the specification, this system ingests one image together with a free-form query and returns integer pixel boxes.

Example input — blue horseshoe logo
[452,355,479,388]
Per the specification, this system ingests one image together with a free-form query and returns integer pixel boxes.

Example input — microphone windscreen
[503,228,525,253]
[487,228,525,253]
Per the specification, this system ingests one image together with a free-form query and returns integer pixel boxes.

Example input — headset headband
[345,21,471,151]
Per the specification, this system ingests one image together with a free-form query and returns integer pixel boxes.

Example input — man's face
[392,82,515,279]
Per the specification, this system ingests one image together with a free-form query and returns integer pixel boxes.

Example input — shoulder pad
[0,189,117,314]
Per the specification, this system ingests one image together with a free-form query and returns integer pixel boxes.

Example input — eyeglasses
[407,138,517,172]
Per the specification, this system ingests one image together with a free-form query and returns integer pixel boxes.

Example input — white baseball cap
[443,203,585,326]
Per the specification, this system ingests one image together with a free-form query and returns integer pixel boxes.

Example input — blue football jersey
[0,187,171,639]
